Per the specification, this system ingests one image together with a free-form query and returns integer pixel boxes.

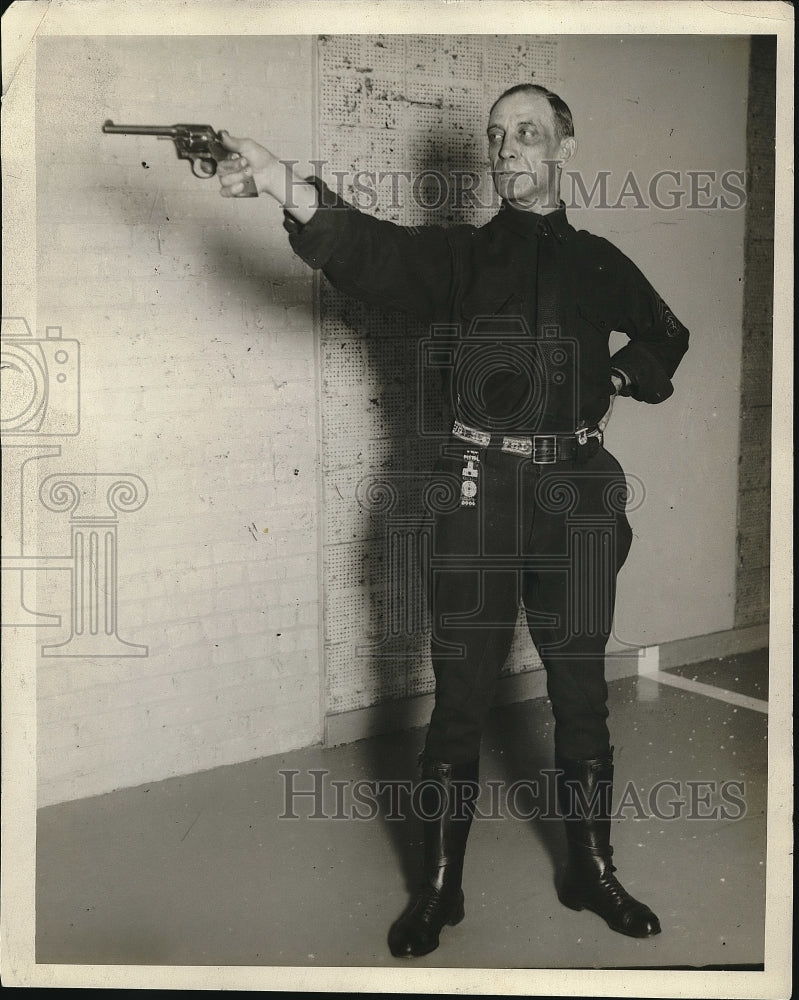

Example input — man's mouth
[493,169,532,186]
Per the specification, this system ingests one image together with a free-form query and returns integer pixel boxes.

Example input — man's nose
[498,137,515,159]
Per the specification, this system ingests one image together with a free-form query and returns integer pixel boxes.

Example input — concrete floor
[36,649,767,970]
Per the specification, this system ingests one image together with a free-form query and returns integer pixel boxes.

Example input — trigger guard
[192,158,217,178]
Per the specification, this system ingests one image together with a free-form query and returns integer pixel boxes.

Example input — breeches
[423,441,633,764]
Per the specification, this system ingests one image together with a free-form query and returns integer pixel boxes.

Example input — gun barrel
[102,120,182,136]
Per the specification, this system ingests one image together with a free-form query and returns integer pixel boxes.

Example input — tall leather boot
[555,751,661,938]
[388,758,479,958]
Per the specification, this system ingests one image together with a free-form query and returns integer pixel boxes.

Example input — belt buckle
[532,434,558,464]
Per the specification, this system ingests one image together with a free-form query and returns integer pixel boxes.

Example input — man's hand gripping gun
[102,120,258,197]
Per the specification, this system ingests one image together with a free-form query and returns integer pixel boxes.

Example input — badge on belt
[460,449,480,507]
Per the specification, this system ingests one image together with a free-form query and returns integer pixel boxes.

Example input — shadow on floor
[35,650,768,970]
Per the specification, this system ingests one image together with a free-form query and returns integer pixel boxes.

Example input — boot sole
[559,892,661,938]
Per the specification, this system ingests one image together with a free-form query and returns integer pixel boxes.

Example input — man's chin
[492,173,541,208]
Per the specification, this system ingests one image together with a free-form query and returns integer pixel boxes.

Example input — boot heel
[446,891,465,926]
[558,884,584,912]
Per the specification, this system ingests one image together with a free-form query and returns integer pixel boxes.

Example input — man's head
[487,84,577,212]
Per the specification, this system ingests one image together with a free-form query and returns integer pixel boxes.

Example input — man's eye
[488,133,502,144]
[520,128,537,140]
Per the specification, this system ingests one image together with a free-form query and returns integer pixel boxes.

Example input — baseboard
[656,622,769,669]
[323,622,769,748]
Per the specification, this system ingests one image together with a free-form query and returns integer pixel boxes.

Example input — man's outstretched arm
[217,132,319,224]
[216,132,457,324]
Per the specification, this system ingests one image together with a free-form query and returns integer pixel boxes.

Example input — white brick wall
[31,35,322,806]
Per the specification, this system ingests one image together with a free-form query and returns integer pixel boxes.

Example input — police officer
[218,83,689,958]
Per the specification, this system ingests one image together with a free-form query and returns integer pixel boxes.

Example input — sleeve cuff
[610,343,674,403]
[282,176,352,269]
[610,367,633,396]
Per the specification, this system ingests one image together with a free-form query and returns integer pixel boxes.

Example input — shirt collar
[495,200,571,243]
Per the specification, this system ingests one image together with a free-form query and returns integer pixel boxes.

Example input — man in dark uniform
[217,83,689,957]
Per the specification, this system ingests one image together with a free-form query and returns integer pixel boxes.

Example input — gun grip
[209,156,258,196]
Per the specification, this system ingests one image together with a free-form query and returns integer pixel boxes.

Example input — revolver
[102,120,258,197]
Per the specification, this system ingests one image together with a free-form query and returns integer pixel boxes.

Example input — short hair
[490,83,574,141]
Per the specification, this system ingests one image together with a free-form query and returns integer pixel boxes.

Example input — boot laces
[418,885,442,923]
[596,868,651,918]
[600,870,626,901]
[410,883,453,927]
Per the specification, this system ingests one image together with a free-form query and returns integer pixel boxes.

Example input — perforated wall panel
[317,35,560,717]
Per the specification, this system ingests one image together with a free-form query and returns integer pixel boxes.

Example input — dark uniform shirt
[284,178,689,434]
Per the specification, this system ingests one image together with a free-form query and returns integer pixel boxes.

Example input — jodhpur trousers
[423,439,634,764]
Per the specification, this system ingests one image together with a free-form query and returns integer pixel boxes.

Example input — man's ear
[559,136,577,166]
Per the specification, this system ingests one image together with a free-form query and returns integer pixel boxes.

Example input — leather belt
[452,419,603,464]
